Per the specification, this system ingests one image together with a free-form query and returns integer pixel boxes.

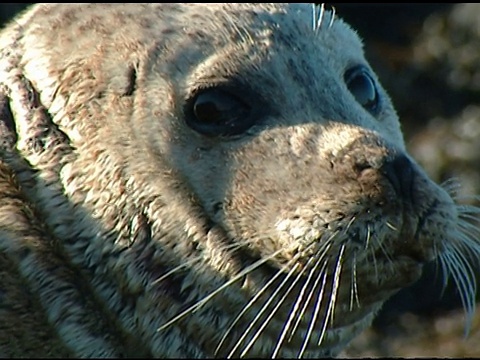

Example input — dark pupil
[194,92,240,125]
[195,100,222,123]
[348,73,377,109]
[187,89,254,136]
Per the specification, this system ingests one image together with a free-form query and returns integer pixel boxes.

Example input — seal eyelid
[344,65,380,115]
[185,88,254,137]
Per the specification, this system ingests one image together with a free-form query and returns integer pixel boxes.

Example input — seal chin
[396,240,437,264]
[213,290,382,358]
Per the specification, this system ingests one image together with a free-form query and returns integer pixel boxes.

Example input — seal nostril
[381,154,415,202]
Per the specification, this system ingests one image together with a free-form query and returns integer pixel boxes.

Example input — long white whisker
[151,261,194,287]
[458,212,480,224]
[287,260,324,344]
[242,260,308,358]
[271,257,316,358]
[315,3,325,33]
[457,224,480,244]
[328,6,336,28]
[441,178,462,196]
[214,254,298,355]
[157,246,287,332]
[372,230,393,265]
[365,223,372,250]
[288,233,338,341]
[350,251,360,311]
[386,221,398,232]
[227,261,301,358]
[440,247,477,334]
[369,236,379,283]
[311,3,317,31]
[318,243,346,345]
[151,240,252,287]
[298,263,329,359]
[345,215,356,233]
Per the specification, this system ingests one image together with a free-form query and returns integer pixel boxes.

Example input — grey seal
[0,3,478,358]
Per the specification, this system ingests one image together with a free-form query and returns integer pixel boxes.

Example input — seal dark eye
[344,66,379,114]
[186,89,253,136]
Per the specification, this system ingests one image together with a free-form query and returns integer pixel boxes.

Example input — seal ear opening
[0,93,18,146]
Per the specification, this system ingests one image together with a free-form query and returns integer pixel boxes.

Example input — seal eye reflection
[344,66,379,114]
[186,89,253,136]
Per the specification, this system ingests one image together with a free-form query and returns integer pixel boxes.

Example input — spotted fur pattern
[0,4,479,358]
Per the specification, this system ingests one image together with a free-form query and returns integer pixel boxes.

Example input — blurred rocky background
[0,3,31,26]
[1,3,480,357]
[335,4,480,357]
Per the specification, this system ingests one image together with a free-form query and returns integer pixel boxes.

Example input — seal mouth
[213,200,441,357]
[213,245,403,358]
[390,209,440,264]
[236,240,422,313]
[394,241,436,264]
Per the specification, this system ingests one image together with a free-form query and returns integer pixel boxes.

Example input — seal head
[0,3,478,358]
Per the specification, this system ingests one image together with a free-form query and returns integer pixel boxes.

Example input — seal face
[0,3,479,358]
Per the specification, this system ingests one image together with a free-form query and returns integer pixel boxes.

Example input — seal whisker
[456,195,480,205]
[445,242,478,292]
[364,223,379,273]
[438,246,477,333]
[227,260,301,358]
[271,258,316,358]
[458,205,480,222]
[298,263,329,358]
[458,218,480,234]
[271,263,318,358]
[344,215,357,233]
[386,221,398,232]
[317,3,325,33]
[150,262,193,287]
[452,213,480,254]
[349,251,361,311]
[157,246,288,332]
[311,3,328,33]
[440,178,462,197]
[454,234,480,264]
[457,223,480,243]
[328,5,336,29]
[369,244,379,285]
[216,234,325,356]
[311,3,317,32]
[317,243,346,346]
[288,238,336,342]
[214,250,301,356]
[240,263,306,358]
[365,222,372,250]
[151,240,253,287]
[455,232,480,256]
[371,230,394,266]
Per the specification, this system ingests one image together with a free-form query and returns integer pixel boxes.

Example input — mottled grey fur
[0,3,478,358]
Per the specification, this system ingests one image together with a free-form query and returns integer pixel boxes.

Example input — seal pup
[0,3,479,358]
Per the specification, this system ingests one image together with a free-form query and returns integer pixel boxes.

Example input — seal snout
[378,154,415,204]
[349,146,442,263]
[337,133,416,207]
